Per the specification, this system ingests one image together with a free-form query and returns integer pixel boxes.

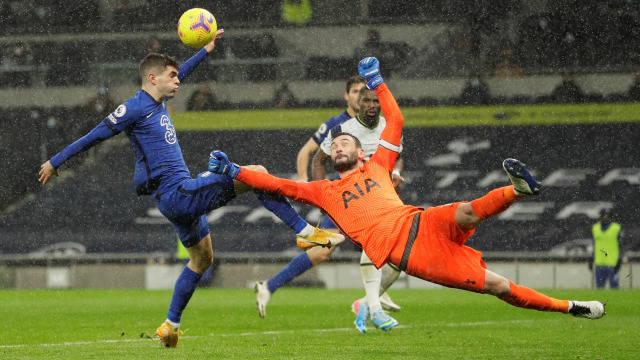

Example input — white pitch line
[0,319,549,349]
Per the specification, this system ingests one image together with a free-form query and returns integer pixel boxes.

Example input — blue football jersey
[49,49,209,196]
[105,91,190,195]
[311,110,351,145]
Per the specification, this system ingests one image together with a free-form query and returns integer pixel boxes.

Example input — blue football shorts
[156,171,236,247]
[319,215,337,229]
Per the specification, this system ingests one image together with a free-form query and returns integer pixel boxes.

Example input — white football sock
[360,251,382,314]
[379,264,401,295]
[165,319,180,332]
[297,223,314,237]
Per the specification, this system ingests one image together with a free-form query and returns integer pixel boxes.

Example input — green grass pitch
[1,288,638,359]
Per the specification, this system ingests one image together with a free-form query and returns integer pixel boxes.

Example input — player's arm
[296,138,319,182]
[358,57,404,171]
[208,151,323,208]
[39,121,118,185]
[392,156,405,191]
[311,147,331,181]
[311,123,340,180]
[178,29,224,82]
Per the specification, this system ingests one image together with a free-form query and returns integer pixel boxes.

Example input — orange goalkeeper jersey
[236,84,421,267]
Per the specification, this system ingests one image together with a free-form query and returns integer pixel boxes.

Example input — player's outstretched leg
[297,227,345,248]
[502,158,541,195]
[487,273,605,319]
[568,301,606,319]
[466,158,539,226]
[250,188,343,248]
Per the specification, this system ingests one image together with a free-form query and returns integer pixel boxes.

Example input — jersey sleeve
[312,112,347,145]
[104,99,142,133]
[311,120,331,145]
[50,97,143,169]
[235,167,324,208]
[178,48,208,82]
[370,83,403,171]
[49,121,117,169]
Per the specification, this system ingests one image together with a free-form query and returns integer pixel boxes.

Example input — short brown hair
[346,75,366,93]
[139,53,179,79]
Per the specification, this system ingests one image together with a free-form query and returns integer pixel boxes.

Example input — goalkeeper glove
[358,57,384,89]
[208,150,241,178]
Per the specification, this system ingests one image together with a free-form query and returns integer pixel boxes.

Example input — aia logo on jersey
[342,178,381,208]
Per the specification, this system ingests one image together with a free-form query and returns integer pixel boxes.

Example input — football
[177,8,217,48]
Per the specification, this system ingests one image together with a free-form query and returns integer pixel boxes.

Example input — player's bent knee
[454,202,481,230]
[189,255,213,274]
[483,270,510,296]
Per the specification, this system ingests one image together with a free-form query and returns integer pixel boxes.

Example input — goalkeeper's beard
[333,153,358,172]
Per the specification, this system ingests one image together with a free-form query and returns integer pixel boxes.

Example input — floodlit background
[0,1,638,290]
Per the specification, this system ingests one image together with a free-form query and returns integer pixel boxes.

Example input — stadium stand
[1,1,639,291]
[1,124,638,256]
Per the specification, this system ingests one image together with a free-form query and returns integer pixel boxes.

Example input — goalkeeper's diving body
[37,30,343,348]
[208,57,606,320]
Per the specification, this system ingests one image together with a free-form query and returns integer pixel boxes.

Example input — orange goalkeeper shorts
[402,202,487,293]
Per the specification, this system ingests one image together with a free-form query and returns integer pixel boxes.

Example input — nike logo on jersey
[342,178,381,209]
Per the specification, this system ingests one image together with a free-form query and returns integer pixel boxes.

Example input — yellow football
[177,8,217,48]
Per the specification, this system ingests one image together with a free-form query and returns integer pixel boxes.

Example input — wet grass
[1,288,638,359]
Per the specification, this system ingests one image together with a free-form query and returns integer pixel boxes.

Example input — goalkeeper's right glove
[358,57,384,89]
[208,150,241,178]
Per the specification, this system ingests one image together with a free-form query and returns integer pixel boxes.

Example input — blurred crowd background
[1,0,640,87]
[2,0,640,220]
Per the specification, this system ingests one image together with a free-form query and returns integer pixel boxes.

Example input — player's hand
[208,150,241,178]
[358,57,384,89]
[392,172,405,191]
[38,160,59,185]
[203,29,225,53]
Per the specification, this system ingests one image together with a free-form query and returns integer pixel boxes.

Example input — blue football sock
[267,252,313,293]
[254,189,307,233]
[167,266,202,324]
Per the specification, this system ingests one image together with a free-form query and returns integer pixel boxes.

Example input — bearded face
[333,149,359,171]
[331,134,363,172]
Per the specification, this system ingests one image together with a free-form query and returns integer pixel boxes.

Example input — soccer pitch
[1,288,638,359]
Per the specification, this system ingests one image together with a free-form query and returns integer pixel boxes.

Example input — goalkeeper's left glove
[208,150,241,178]
[358,57,384,89]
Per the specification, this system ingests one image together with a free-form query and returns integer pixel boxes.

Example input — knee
[191,252,214,274]
[307,247,332,265]
[484,275,511,296]
[454,203,481,230]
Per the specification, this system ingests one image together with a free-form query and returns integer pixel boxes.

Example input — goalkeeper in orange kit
[208,57,606,320]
